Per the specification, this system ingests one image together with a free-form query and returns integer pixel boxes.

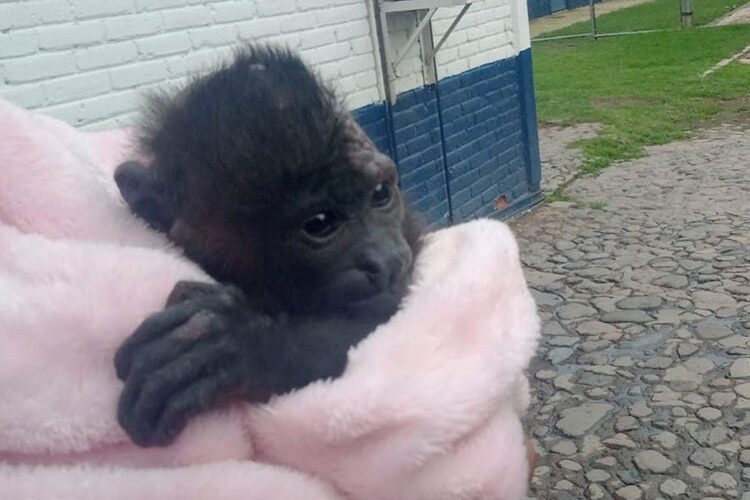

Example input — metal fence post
[681,0,693,28]
[589,0,598,39]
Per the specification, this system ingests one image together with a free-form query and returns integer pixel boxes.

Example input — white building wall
[0,0,525,129]
[381,0,523,95]
[433,0,516,78]
[0,0,380,129]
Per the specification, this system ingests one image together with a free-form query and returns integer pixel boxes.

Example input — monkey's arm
[114,282,377,448]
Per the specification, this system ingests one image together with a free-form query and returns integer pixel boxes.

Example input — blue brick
[478,134,496,151]
[350,54,541,225]
[399,121,419,139]
[499,149,516,165]
[451,187,472,207]
[461,97,483,114]
[394,89,418,110]
[445,130,469,151]
[440,90,466,110]
[441,104,462,123]
[454,142,475,161]
[442,59,532,221]
[470,174,495,197]
[406,134,434,156]
[442,121,459,139]
[428,176,446,193]
[474,81,493,98]
[475,106,495,125]
[454,114,473,131]
[459,196,483,218]
[480,186,500,205]
[353,103,380,125]
[446,149,461,166]
[411,183,429,199]
[393,109,417,126]
[400,170,423,188]
[469,154,487,171]
[439,76,462,94]
[450,173,471,192]
[353,104,392,159]
[427,206,450,227]
[448,157,469,176]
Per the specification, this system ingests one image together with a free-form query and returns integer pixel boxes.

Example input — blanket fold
[0,98,539,500]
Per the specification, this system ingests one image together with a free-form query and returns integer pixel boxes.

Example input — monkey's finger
[117,330,196,389]
[149,366,240,446]
[126,338,237,436]
[166,281,223,307]
[135,309,226,371]
[118,354,236,447]
[115,302,206,379]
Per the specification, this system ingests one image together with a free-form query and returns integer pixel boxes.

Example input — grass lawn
[544,0,745,37]
[533,0,750,175]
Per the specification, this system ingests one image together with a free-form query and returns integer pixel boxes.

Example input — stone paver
[538,123,601,194]
[512,126,750,498]
[712,3,750,27]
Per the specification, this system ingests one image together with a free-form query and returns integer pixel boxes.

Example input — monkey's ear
[114,161,175,233]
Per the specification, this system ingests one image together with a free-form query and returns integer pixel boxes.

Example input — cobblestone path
[511,127,750,499]
[538,123,600,194]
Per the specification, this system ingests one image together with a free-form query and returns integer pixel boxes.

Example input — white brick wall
[384,0,519,95]
[0,0,381,129]
[0,0,524,130]
[433,0,517,78]
[384,10,426,96]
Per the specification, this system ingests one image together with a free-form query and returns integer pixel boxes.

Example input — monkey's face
[270,155,414,318]
[125,148,416,320]
[115,45,423,318]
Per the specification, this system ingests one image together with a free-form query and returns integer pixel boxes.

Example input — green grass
[544,0,745,38]
[693,0,750,25]
[545,191,575,202]
[533,23,750,173]
[543,192,608,210]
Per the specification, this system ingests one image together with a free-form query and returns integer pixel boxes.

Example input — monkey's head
[116,45,423,319]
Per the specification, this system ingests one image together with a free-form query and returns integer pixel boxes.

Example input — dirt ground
[532,0,750,39]
[712,3,750,26]
[530,0,657,38]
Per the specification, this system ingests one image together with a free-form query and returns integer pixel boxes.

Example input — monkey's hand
[116,281,380,448]
[114,281,278,447]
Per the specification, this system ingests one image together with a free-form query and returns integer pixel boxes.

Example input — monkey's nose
[357,251,404,290]
[359,256,387,288]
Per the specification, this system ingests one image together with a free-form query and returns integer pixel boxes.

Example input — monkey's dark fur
[114,45,425,447]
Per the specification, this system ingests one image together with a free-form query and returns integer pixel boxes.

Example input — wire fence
[530,0,697,42]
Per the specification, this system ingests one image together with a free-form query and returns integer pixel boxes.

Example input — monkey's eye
[371,182,393,208]
[302,211,340,240]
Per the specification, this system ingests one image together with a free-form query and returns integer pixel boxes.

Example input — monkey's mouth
[313,269,409,320]
[346,292,402,320]
[344,281,407,320]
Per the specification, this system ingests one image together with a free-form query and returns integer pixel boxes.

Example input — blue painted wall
[528,0,601,21]
[390,86,452,225]
[527,0,553,20]
[350,102,392,158]
[352,49,541,225]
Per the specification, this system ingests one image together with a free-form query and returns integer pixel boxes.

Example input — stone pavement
[510,126,750,499]
[712,3,750,27]
[538,123,601,194]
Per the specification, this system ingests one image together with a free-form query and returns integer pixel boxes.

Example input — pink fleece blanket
[0,98,540,500]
